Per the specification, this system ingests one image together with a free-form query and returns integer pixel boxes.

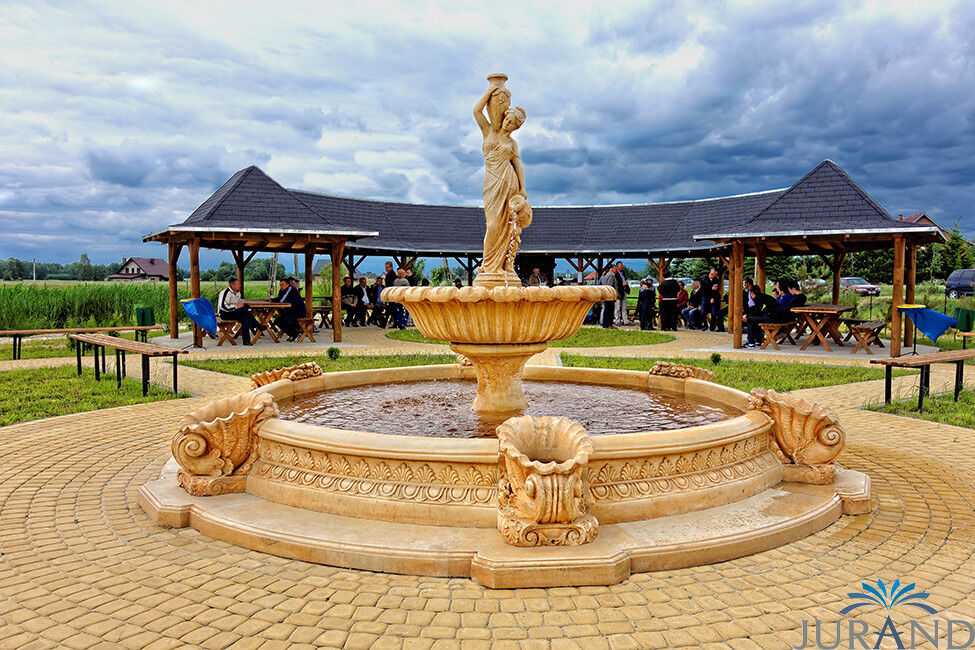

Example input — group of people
[742,277,807,348]
[596,266,729,333]
[216,276,307,345]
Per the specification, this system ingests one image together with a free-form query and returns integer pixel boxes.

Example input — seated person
[676,281,689,314]
[272,277,300,340]
[771,282,796,322]
[368,276,388,327]
[681,280,705,330]
[341,277,358,326]
[352,277,371,326]
[788,280,807,307]
[744,286,778,348]
[391,268,411,329]
[217,278,258,345]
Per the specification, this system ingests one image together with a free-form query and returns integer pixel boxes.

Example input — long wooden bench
[69,333,186,396]
[871,349,975,412]
[2,325,163,360]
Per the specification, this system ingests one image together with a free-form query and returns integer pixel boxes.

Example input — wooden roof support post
[656,257,668,283]
[890,236,905,357]
[304,251,315,320]
[188,238,202,348]
[731,241,745,349]
[754,244,766,292]
[831,250,847,305]
[904,242,917,346]
[330,240,345,343]
[167,241,183,339]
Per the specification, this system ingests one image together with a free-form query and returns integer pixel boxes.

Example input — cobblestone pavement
[2,332,974,649]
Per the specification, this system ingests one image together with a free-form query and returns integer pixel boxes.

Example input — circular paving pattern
[1,363,975,649]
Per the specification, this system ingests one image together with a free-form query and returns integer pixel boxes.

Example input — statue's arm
[473,88,493,137]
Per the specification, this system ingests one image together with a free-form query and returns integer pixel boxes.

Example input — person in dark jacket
[681,280,705,329]
[341,277,358,326]
[600,268,617,328]
[636,280,656,330]
[384,261,397,289]
[658,277,680,331]
[744,286,778,347]
[272,278,299,339]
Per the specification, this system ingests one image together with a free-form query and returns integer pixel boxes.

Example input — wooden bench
[758,322,794,350]
[216,320,241,346]
[70,333,186,396]
[295,317,316,343]
[849,320,886,354]
[1,325,163,360]
[871,349,975,412]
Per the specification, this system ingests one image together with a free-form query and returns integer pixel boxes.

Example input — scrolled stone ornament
[250,362,323,388]
[748,388,845,484]
[173,391,278,496]
[649,361,715,382]
[496,415,598,546]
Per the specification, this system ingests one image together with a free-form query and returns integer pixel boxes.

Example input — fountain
[139,74,872,588]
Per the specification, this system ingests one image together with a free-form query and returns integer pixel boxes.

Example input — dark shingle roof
[152,160,938,255]
[695,161,936,239]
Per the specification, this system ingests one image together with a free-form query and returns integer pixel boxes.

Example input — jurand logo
[793,579,975,649]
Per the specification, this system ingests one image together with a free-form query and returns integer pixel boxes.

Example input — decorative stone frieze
[172,392,278,496]
[497,416,598,546]
[649,361,715,382]
[250,362,323,388]
[748,388,845,484]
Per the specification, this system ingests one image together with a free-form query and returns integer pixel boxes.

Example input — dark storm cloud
[1,1,974,265]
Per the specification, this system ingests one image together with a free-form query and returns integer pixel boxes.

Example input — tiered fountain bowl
[381,283,616,414]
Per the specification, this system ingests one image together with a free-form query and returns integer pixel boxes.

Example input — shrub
[710,352,722,365]
[327,347,341,360]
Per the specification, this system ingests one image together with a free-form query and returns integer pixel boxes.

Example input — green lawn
[184,353,456,378]
[385,326,675,348]
[562,353,912,393]
[0,365,183,427]
[868,391,975,430]
[0,329,168,361]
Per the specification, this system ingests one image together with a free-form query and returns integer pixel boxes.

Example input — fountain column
[452,342,547,414]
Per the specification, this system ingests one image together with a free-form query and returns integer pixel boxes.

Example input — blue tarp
[903,307,957,343]
[181,298,217,338]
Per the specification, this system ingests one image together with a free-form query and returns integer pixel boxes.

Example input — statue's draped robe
[481,141,519,274]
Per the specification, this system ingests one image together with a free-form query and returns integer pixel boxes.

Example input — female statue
[473,74,529,286]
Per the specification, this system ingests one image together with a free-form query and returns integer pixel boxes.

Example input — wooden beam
[904,243,917,346]
[831,250,846,304]
[656,257,668,283]
[890,236,905,357]
[330,240,345,343]
[304,251,315,321]
[754,244,766,292]
[167,242,182,339]
[731,241,745,349]
[189,238,202,347]
[232,248,246,294]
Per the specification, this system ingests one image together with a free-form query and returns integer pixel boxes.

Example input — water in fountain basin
[280,380,737,438]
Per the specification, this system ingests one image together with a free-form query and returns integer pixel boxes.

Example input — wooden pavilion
[147,160,943,356]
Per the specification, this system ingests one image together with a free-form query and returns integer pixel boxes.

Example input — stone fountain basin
[381,285,617,343]
[245,364,782,528]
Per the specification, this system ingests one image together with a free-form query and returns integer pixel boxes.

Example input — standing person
[217,278,258,345]
[658,276,680,331]
[636,279,656,330]
[384,261,397,288]
[527,267,547,287]
[600,267,617,328]
[613,262,630,326]
[391,268,410,329]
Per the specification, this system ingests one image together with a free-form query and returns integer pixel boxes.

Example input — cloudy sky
[1,0,973,269]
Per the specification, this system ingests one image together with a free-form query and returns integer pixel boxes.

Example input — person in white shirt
[217,278,258,345]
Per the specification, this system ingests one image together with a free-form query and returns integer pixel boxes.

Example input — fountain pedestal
[451,342,547,414]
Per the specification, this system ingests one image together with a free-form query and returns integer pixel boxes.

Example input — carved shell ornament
[649,362,715,382]
[748,388,845,467]
[250,362,323,388]
[172,392,278,495]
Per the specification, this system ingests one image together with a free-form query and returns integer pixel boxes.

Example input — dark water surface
[280,380,737,438]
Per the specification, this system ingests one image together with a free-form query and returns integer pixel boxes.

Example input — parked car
[839,276,881,296]
[945,268,975,298]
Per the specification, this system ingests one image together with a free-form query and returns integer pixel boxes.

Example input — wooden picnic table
[790,304,855,352]
[243,301,290,343]
[871,348,975,412]
[1,325,163,360]
[69,333,186,396]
